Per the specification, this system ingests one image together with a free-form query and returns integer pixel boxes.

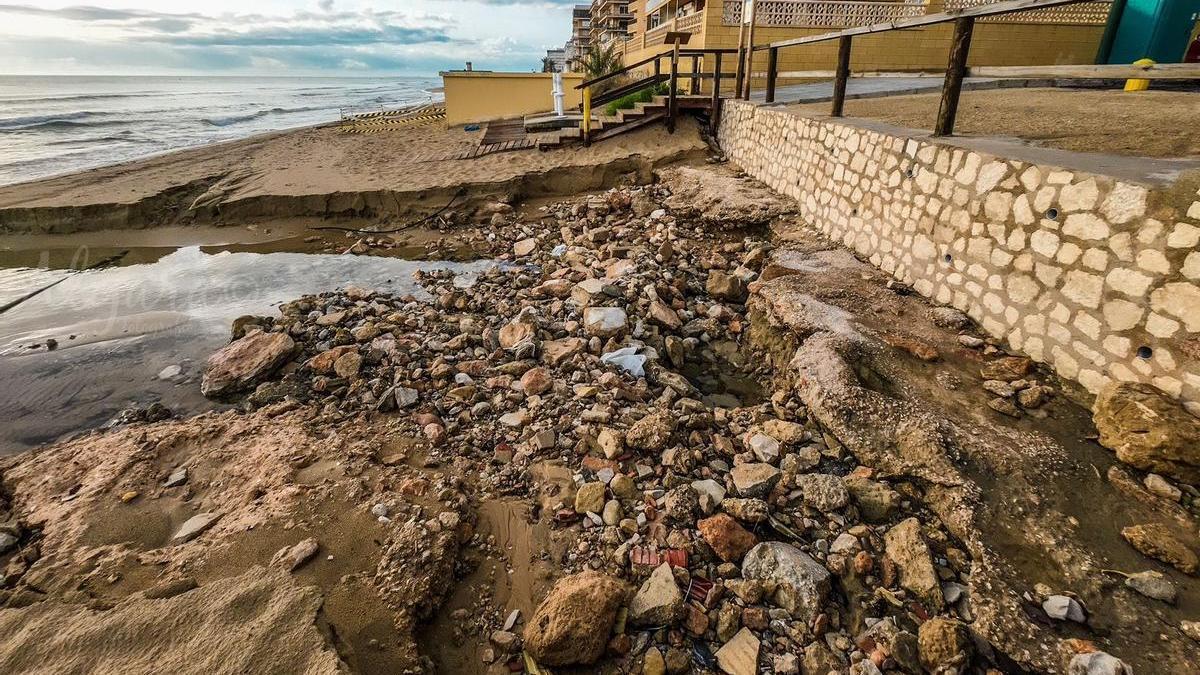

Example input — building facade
[618,0,1114,88]
[591,0,636,53]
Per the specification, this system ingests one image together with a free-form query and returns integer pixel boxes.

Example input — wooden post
[831,36,852,117]
[668,42,680,133]
[935,17,974,136]
[743,0,758,100]
[691,54,701,95]
[710,50,724,135]
[582,86,592,146]
[765,47,779,103]
[733,5,747,98]
[655,56,661,79]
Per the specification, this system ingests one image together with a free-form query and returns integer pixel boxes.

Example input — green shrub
[604,83,669,116]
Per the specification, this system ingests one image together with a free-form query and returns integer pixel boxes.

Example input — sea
[0,75,443,187]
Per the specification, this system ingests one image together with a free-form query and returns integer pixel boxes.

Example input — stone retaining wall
[718,99,1200,413]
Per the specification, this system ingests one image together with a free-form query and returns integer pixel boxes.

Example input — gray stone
[163,467,188,488]
[843,476,900,523]
[730,463,781,498]
[747,433,781,464]
[1043,594,1086,623]
[171,513,219,543]
[0,532,16,554]
[1124,570,1177,603]
[394,387,419,408]
[1067,651,1132,675]
[583,306,628,338]
[795,473,850,512]
[629,562,684,626]
[741,541,831,621]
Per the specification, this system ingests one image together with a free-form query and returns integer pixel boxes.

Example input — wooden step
[588,111,668,143]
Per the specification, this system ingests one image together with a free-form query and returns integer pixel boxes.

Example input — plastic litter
[551,243,567,257]
[600,346,647,378]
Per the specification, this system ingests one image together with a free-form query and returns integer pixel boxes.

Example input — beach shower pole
[552,72,565,117]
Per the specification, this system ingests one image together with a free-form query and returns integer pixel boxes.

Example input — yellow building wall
[441,72,585,125]
[622,1,1106,91]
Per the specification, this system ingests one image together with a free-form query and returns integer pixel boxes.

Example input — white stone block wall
[718,100,1200,413]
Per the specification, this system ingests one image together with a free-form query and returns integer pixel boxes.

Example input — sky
[0,0,579,76]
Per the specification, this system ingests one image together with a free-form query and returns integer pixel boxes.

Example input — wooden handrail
[577,50,673,90]
[754,0,1101,50]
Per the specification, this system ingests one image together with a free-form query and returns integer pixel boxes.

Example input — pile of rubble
[192,175,1148,674]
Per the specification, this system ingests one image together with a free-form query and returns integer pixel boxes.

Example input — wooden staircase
[534,96,671,149]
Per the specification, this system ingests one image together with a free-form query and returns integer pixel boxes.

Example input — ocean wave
[0,111,96,130]
[200,105,330,127]
[0,114,135,133]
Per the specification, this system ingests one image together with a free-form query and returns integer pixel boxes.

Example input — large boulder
[201,331,294,398]
[523,571,629,666]
[741,542,830,621]
[1093,382,1200,484]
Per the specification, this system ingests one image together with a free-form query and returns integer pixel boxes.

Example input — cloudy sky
[0,1,578,75]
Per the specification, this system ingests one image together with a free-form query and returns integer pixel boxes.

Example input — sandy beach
[0,117,707,233]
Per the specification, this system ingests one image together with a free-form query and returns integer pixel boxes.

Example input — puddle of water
[0,246,494,455]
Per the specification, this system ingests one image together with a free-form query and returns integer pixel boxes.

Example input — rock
[1121,523,1198,574]
[571,278,609,306]
[499,411,529,428]
[663,485,699,524]
[332,351,362,378]
[171,513,219,543]
[163,467,188,488]
[714,627,759,675]
[0,532,16,554]
[795,473,850,512]
[722,498,769,524]
[629,563,685,626]
[520,367,553,395]
[307,345,355,373]
[707,270,748,302]
[157,365,182,380]
[1124,570,1176,603]
[596,428,625,459]
[773,653,800,675]
[274,538,319,572]
[1093,382,1200,483]
[201,331,294,398]
[803,642,844,675]
[648,299,682,330]
[691,478,727,506]
[929,307,972,329]
[490,630,520,653]
[979,356,1032,382]
[643,647,666,675]
[917,618,973,673]
[1067,651,1132,675]
[602,500,622,525]
[730,463,781,498]
[523,571,629,666]
[394,387,419,408]
[583,307,628,338]
[1143,473,1182,501]
[627,412,675,451]
[575,482,607,515]
[142,576,199,600]
[741,542,831,621]
[1182,620,1200,642]
[1043,594,1086,623]
[747,433,780,464]
[884,518,944,610]
[843,476,900,523]
[513,237,538,256]
[543,337,586,366]
[698,513,758,562]
[987,396,1022,417]
[499,315,537,350]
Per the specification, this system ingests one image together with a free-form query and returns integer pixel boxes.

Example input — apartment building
[565,4,592,70]
[591,0,636,51]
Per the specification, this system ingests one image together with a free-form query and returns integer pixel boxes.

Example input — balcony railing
[645,12,705,47]
[722,0,926,27]
[943,0,1110,23]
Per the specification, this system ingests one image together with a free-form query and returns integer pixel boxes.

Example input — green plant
[604,83,668,116]
[583,43,625,95]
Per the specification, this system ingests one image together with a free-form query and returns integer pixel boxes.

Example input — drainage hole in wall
[1136,346,1153,360]
[1045,207,1060,221]
[906,167,917,178]
[943,253,953,263]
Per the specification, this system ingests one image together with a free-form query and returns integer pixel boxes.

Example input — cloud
[0,3,559,74]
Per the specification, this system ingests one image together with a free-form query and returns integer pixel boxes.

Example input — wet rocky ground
[1,163,1198,674]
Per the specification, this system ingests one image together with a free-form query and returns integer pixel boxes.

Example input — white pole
[552,72,565,117]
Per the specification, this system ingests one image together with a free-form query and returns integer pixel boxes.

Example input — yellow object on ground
[1124,58,1156,92]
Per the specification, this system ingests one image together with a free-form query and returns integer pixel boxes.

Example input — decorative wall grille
[722,0,927,27]
[676,12,705,33]
[943,0,1111,24]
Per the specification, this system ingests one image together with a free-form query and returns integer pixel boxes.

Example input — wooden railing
[736,0,1129,136]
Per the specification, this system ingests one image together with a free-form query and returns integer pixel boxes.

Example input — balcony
[644,11,705,48]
